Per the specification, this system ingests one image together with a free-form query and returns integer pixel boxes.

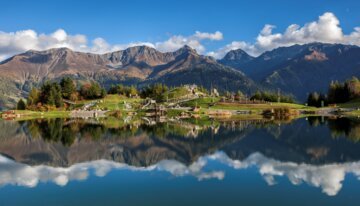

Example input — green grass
[1,94,327,121]
[92,95,142,110]
[214,102,307,109]
[166,109,185,118]
[4,110,70,120]
[181,97,310,111]
[338,98,360,108]
[166,87,190,100]
[343,110,360,116]
[205,102,313,115]
[181,97,220,107]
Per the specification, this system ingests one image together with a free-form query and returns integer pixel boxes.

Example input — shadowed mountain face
[218,49,255,69]
[0,45,257,109]
[220,43,360,100]
[1,117,360,168]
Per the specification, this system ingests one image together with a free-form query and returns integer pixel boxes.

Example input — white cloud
[207,41,255,59]
[1,12,359,61]
[0,29,223,61]
[0,29,88,60]
[154,31,223,54]
[194,31,223,40]
[209,12,360,58]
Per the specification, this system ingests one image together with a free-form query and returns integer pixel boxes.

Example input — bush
[140,83,169,102]
[80,82,107,99]
[108,84,138,97]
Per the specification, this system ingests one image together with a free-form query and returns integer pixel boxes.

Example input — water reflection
[307,116,360,142]
[1,116,360,196]
[1,151,360,196]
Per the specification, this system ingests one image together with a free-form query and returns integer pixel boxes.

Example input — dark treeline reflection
[18,116,360,147]
[307,116,360,142]
[24,118,107,146]
[21,118,200,146]
[4,116,360,166]
[18,118,270,147]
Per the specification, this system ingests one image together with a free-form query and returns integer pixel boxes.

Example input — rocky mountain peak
[175,45,198,55]
[219,48,254,69]
[222,49,254,62]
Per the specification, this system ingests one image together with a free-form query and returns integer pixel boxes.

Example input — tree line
[250,91,295,103]
[19,77,106,111]
[307,77,360,107]
[15,76,303,111]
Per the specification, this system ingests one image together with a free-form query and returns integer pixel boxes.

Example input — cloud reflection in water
[1,152,359,196]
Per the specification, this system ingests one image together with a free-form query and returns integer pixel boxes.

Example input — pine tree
[40,81,63,107]
[60,77,76,99]
[27,87,40,106]
[80,82,107,99]
[17,99,26,110]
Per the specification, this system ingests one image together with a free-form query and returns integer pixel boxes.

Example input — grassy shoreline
[2,95,359,121]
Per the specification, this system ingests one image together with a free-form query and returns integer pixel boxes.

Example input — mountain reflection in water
[1,116,360,196]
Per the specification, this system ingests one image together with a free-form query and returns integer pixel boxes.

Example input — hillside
[0,45,257,109]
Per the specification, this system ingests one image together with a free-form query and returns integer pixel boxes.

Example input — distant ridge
[220,42,360,100]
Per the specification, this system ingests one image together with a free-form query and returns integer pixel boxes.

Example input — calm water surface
[0,116,360,205]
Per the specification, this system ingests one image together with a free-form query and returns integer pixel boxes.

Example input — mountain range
[220,42,360,100]
[0,45,256,109]
[0,42,359,109]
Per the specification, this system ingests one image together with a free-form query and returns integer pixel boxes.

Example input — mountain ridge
[220,42,360,100]
[0,45,257,109]
[1,42,360,109]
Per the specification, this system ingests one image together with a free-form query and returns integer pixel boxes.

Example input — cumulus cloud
[194,31,223,40]
[0,29,88,60]
[153,31,223,54]
[1,12,359,61]
[209,12,360,58]
[0,29,223,61]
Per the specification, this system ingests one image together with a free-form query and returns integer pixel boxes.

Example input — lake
[0,116,360,205]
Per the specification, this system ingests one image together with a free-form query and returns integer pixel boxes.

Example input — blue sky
[0,0,359,59]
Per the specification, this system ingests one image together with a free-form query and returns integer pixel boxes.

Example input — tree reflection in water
[307,116,360,142]
[15,116,360,147]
